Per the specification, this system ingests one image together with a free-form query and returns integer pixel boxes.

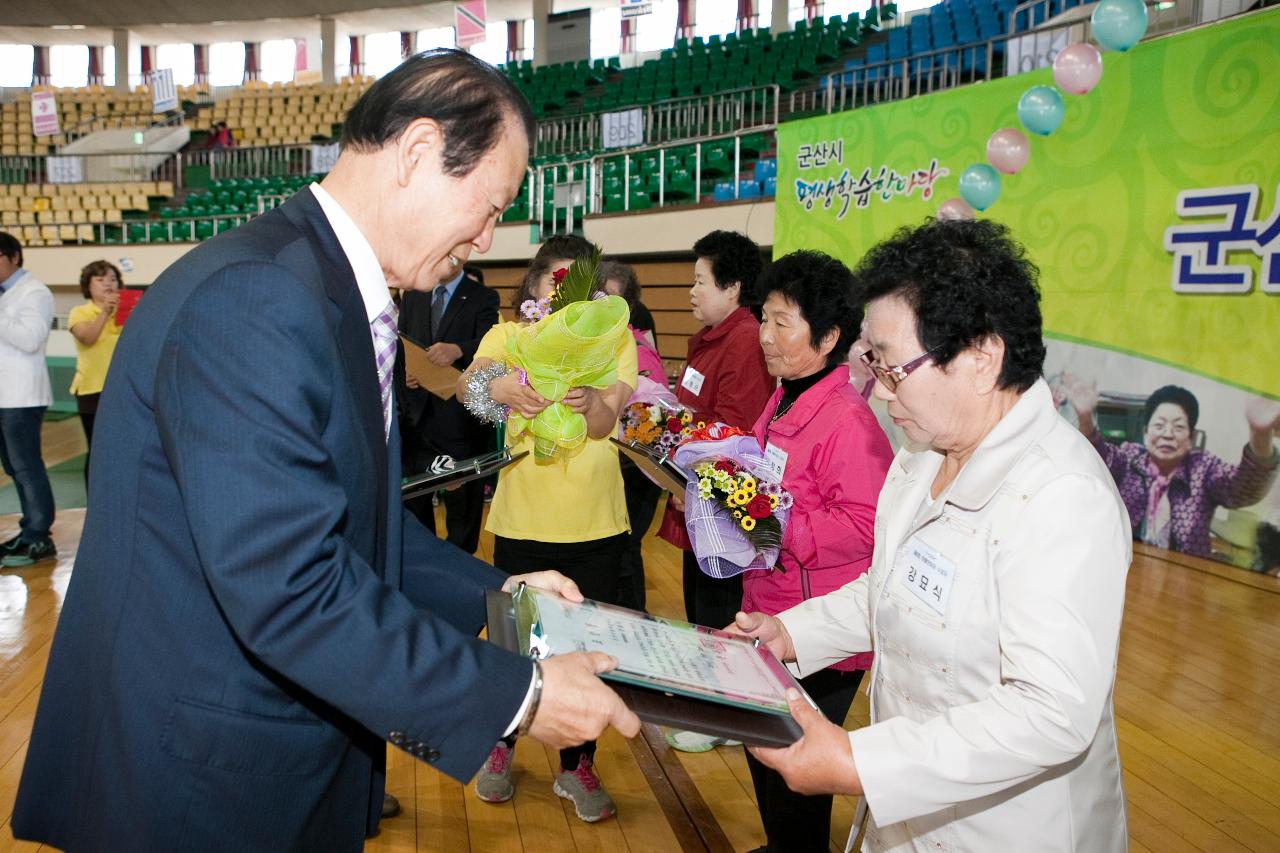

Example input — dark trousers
[745,668,864,853]
[493,533,627,771]
[682,549,743,630]
[407,477,485,555]
[0,406,54,542]
[76,393,100,488]
[617,460,663,612]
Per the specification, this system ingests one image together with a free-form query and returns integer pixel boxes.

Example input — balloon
[937,198,976,221]
[1091,0,1149,52]
[1017,85,1066,136]
[986,128,1030,175]
[1053,43,1104,94]
[958,164,1001,212]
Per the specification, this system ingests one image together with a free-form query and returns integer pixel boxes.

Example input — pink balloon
[1053,43,1104,95]
[986,128,1030,175]
[937,198,975,221]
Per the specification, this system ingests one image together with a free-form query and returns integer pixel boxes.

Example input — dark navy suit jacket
[12,190,532,852]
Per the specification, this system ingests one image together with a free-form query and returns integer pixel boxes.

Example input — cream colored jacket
[779,380,1132,853]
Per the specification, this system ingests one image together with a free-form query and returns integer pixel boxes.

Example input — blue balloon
[1091,0,1149,52]
[959,164,1002,212]
[1017,85,1066,136]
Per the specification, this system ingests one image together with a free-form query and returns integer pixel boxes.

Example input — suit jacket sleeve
[453,285,501,370]
[398,505,507,627]
[155,263,531,783]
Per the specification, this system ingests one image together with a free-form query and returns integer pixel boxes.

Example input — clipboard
[400,333,463,400]
[401,447,528,500]
[485,587,808,747]
[609,437,689,495]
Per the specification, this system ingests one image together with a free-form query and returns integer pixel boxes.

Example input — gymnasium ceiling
[0,0,606,46]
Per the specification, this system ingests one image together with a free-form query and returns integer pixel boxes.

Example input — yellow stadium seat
[87,209,104,223]
[0,211,16,226]
[59,225,77,241]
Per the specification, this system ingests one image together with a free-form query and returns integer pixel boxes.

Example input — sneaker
[0,534,20,556]
[554,755,616,823]
[664,729,741,753]
[2,538,56,568]
[474,742,515,803]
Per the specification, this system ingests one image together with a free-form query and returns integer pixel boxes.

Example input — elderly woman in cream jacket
[734,219,1132,853]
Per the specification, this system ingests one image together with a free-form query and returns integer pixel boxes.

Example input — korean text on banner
[455,0,488,48]
[150,68,178,113]
[31,92,59,137]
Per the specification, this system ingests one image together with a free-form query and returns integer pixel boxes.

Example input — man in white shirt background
[0,231,56,568]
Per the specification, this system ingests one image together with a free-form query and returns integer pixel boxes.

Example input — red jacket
[742,364,893,671]
[657,307,774,549]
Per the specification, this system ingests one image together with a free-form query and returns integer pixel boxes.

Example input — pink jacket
[743,364,894,671]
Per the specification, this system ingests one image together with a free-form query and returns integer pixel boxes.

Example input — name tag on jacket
[900,536,957,616]
[681,366,706,396]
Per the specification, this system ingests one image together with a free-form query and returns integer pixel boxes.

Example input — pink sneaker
[474,742,515,803]
[553,754,616,822]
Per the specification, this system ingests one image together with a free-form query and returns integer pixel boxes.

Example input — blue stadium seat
[763,176,777,197]
[754,158,777,181]
[738,180,762,200]
[713,181,736,202]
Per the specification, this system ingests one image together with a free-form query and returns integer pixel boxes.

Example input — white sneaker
[664,729,742,753]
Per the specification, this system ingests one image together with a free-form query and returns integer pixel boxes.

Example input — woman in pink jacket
[743,250,894,853]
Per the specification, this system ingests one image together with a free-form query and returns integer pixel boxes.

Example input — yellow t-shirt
[477,320,638,543]
[68,301,122,396]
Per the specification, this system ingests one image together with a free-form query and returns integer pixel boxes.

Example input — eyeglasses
[859,348,938,392]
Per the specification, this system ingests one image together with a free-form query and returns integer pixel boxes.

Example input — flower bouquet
[503,248,631,461]
[672,424,794,578]
[618,396,697,457]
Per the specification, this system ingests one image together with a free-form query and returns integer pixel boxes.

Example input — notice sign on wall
[149,68,178,113]
[31,91,59,137]
[456,0,488,48]
[621,0,653,18]
[602,108,644,149]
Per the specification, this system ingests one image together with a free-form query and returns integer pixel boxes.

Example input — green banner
[774,9,1280,399]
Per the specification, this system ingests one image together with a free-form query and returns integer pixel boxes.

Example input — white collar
[309,182,391,323]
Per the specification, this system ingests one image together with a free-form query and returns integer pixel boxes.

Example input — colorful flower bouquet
[672,425,794,579]
[504,248,631,461]
[618,396,697,457]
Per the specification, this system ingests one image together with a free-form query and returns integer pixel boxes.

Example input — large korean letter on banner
[774,10,1280,574]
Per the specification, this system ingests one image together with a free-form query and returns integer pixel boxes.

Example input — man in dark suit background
[12,50,638,853]
[397,264,499,553]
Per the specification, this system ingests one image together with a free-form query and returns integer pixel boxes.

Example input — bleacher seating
[199,79,369,146]
[0,180,173,246]
[0,84,199,156]
[500,8,897,119]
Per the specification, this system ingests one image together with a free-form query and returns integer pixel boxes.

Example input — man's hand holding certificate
[498,572,642,748]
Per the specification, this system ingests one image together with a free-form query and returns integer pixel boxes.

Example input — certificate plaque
[485,586,809,746]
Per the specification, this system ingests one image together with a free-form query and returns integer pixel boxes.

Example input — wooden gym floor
[1,418,1278,852]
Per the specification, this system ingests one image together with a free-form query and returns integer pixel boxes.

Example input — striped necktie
[371,300,399,439]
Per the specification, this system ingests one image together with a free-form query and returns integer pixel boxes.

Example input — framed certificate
[485,586,810,746]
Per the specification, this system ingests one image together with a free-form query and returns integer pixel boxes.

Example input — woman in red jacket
[658,230,774,753]
[743,250,894,853]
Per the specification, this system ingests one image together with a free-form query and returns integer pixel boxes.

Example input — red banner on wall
[455,1,488,48]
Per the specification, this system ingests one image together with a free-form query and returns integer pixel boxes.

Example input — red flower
[551,267,569,284]
[746,494,773,519]
[714,460,737,474]
[666,417,683,433]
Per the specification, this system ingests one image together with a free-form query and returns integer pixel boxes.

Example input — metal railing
[790,0,1216,116]
[535,85,780,158]
[21,213,257,246]
[183,144,322,182]
[0,151,182,187]
[524,127,778,236]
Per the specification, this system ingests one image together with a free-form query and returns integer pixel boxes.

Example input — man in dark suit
[12,50,638,853]
[397,265,499,552]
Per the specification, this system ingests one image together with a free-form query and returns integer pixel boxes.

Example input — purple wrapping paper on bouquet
[672,433,790,579]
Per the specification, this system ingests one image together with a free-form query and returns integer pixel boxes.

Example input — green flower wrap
[505,294,631,460]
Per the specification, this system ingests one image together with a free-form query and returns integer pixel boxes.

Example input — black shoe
[381,793,402,819]
[0,534,21,556]
[2,538,56,568]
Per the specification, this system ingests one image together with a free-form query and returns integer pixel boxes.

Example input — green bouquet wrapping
[504,293,631,461]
